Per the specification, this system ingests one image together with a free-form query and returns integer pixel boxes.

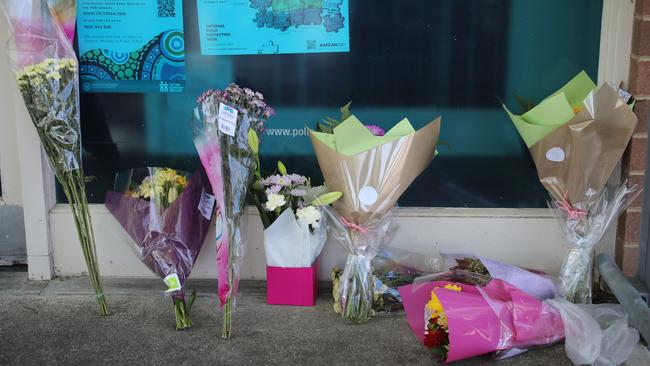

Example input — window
[74,0,603,207]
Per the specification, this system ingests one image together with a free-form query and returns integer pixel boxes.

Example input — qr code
[307,40,316,50]
[157,0,175,18]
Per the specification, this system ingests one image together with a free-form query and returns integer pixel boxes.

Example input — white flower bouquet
[250,161,341,268]
[250,161,341,305]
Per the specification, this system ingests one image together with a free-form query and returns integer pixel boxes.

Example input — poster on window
[197,0,350,55]
[77,0,185,93]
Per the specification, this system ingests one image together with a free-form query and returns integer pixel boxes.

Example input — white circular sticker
[546,147,565,162]
[358,186,378,206]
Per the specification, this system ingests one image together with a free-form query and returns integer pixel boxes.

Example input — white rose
[264,193,286,211]
[296,206,322,228]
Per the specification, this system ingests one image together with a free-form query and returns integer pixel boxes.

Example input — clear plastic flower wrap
[331,247,443,315]
[399,277,639,365]
[1,0,108,314]
[441,253,557,300]
[309,114,441,323]
[321,206,399,322]
[105,168,213,329]
[505,72,639,303]
[550,184,639,304]
[192,84,273,339]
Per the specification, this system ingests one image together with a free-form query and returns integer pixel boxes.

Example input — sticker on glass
[546,147,565,162]
[358,186,378,206]
[218,103,238,137]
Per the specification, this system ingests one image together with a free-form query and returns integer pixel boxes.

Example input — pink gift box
[266,260,319,306]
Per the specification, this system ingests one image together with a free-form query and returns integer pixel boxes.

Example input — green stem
[221,295,233,339]
[61,171,109,316]
[174,297,193,330]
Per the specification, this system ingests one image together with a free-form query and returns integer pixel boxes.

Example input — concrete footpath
[0,270,648,366]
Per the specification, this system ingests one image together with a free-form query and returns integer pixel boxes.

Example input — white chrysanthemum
[265,193,286,211]
[296,205,322,228]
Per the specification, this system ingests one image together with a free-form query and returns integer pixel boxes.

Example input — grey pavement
[0,271,648,366]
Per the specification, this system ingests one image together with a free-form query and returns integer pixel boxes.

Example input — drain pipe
[596,253,650,344]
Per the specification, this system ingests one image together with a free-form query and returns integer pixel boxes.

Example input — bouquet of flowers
[1,0,108,314]
[309,114,441,323]
[504,71,639,303]
[250,161,341,266]
[249,161,341,305]
[399,278,639,364]
[442,253,557,300]
[332,250,558,315]
[192,83,274,338]
[105,168,212,329]
[332,247,443,314]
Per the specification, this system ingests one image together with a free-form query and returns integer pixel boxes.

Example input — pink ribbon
[341,217,369,234]
[555,192,588,220]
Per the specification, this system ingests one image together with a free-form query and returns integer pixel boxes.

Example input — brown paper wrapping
[529,85,637,207]
[309,118,441,224]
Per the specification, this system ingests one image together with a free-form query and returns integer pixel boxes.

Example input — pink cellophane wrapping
[399,279,565,363]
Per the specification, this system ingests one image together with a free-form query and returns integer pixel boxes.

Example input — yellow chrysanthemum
[444,284,462,292]
[175,175,187,188]
[426,292,444,314]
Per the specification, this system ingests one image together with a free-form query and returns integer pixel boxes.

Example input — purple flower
[261,175,279,186]
[290,174,307,184]
[365,125,385,136]
[261,174,291,186]
[276,175,292,186]
[244,88,254,97]
[266,185,282,195]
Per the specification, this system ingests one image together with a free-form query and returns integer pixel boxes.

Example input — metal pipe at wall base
[596,253,650,345]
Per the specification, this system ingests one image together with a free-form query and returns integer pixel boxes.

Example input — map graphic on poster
[197,0,350,55]
[77,0,185,93]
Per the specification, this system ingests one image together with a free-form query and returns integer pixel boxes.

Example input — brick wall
[616,0,650,276]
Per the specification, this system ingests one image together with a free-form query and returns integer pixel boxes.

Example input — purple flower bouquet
[105,167,213,329]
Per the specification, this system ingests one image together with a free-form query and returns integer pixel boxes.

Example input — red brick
[622,244,639,277]
[627,174,646,207]
[632,18,650,56]
[634,99,649,133]
[636,0,650,16]
[629,60,650,95]
[624,210,642,242]
[615,215,627,267]
[629,135,647,171]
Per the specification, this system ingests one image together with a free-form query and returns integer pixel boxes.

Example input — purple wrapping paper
[105,169,212,294]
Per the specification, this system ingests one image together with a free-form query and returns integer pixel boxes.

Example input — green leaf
[277,161,287,175]
[247,128,259,154]
[186,290,197,314]
[340,101,352,120]
[311,191,342,206]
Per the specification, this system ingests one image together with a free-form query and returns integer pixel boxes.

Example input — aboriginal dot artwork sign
[77,0,185,93]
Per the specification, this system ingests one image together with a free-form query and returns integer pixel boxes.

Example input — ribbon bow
[341,217,368,234]
[555,192,588,220]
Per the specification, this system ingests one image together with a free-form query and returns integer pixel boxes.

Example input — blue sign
[197,0,350,55]
[77,0,185,93]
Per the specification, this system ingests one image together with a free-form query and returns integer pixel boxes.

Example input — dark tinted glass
[71,0,603,207]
